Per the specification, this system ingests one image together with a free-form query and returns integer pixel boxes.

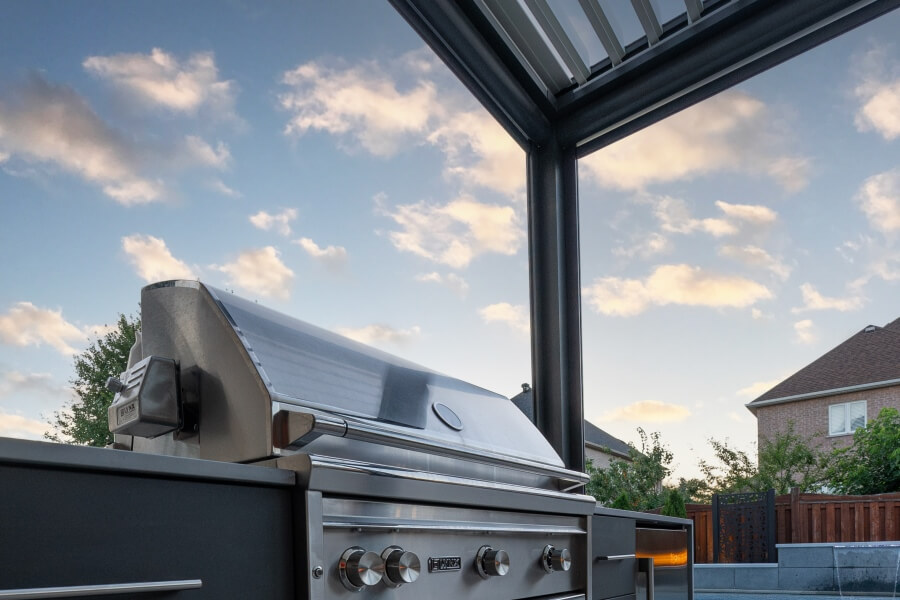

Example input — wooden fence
[686,490,900,563]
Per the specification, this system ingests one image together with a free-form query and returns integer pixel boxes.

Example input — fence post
[767,489,777,562]
[712,493,720,563]
[790,487,800,543]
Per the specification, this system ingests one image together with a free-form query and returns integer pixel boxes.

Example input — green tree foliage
[46,314,139,446]
[586,428,672,511]
[756,422,825,493]
[825,407,900,494]
[661,487,687,518]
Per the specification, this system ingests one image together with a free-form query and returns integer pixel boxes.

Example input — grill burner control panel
[322,498,586,599]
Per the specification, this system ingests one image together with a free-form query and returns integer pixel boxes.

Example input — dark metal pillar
[527,138,584,473]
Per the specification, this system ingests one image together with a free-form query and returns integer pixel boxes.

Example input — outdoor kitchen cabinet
[0,438,296,599]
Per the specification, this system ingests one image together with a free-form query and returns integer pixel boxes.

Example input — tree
[824,407,900,494]
[661,487,687,518]
[46,314,139,446]
[698,437,758,494]
[586,428,672,511]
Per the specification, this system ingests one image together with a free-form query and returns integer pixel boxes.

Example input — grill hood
[125,281,585,489]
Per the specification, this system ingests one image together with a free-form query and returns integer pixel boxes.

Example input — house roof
[510,385,632,459]
[748,318,900,410]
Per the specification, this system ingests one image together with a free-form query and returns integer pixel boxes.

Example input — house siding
[755,385,900,452]
[585,445,628,469]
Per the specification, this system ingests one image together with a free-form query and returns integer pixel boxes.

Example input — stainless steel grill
[108,280,596,600]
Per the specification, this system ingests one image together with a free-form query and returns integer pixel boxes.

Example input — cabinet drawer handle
[0,579,202,599]
[596,554,636,561]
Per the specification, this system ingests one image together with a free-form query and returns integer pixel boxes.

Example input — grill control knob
[542,544,572,573]
[476,545,510,579]
[339,547,384,592]
[381,546,421,587]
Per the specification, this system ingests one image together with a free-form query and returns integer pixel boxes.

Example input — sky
[2,2,899,481]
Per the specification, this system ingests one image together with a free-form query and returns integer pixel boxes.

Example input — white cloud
[736,377,783,399]
[583,264,773,317]
[214,247,294,300]
[415,272,470,297]
[581,90,809,192]
[379,194,522,269]
[719,245,791,280]
[249,209,297,236]
[294,237,348,271]
[83,48,237,118]
[122,234,196,283]
[794,319,816,344]
[336,324,421,346]
[182,136,230,169]
[0,75,163,204]
[279,53,524,197]
[715,201,777,225]
[208,178,241,197]
[612,232,671,259]
[0,370,68,400]
[599,400,690,423]
[856,168,900,233]
[0,302,87,355]
[479,303,529,334]
[0,411,48,440]
[792,283,863,313]
[853,45,900,140]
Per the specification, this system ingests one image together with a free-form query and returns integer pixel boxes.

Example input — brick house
[746,318,900,452]
[510,384,632,467]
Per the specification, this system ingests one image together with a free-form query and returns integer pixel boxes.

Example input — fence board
[685,491,900,563]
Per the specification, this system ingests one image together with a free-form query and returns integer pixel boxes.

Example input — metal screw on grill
[311,566,324,579]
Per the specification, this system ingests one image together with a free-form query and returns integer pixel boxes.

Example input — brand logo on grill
[428,556,462,572]
[118,401,139,425]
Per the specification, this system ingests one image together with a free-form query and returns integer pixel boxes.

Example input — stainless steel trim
[323,521,584,534]
[0,580,202,599]
[308,455,595,505]
[596,554,636,561]
[273,406,590,486]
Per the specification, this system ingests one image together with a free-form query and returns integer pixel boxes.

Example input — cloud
[294,237,348,271]
[581,90,809,192]
[0,370,68,400]
[794,319,816,344]
[719,245,791,280]
[122,234,196,283]
[279,52,524,197]
[612,232,671,259]
[599,400,690,423]
[736,377,783,398]
[214,247,294,299]
[83,48,237,118]
[583,264,772,317]
[249,208,297,236]
[416,272,470,297]
[208,178,241,197]
[0,302,87,355]
[0,411,48,440]
[336,324,421,346]
[0,75,163,204]
[379,194,522,268]
[856,168,900,233]
[792,283,863,313]
[479,303,529,334]
[853,45,900,140]
[715,201,777,225]
[182,136,230,169]
[645,196,777,240]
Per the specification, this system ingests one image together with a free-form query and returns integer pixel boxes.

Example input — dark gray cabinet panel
[592,515,636,600]
[0,464,294,599]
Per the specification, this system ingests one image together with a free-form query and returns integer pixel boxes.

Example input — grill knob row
[542,544,572,573]
[339,546,421,591]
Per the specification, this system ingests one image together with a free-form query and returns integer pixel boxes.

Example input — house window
[828,400,867,436]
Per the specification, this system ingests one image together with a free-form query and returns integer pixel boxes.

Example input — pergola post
[528,139,584,473]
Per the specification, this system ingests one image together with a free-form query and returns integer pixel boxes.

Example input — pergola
[388,0,900,473]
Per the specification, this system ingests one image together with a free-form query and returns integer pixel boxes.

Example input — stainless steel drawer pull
[596,553,636,561]
[0,579,202,599]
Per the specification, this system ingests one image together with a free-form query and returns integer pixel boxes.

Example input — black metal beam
[527,140,584,473]
[558,0,900,155]
[388,0,555,149]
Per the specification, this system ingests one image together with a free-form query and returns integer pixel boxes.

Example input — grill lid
[134,281,578,482]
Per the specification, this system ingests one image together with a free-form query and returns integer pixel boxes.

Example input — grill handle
[596,554,636,561]
[0,579,202,599]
